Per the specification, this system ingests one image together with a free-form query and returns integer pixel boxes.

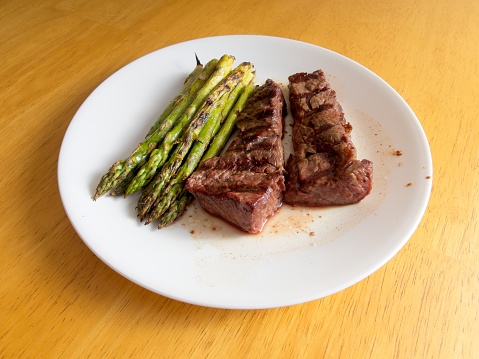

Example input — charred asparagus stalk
[109,58,221,197]
[157,187,192,228]
[93,55,234,200]
[201,80,255,163]
[145,55,204,138]
[123,56,239,196]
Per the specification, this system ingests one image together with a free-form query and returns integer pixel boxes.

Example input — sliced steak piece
[284,70,373,206]
[186,80,286,234]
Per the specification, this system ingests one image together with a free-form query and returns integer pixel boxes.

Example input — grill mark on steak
[284,70,373,206]
[186,79,286,234]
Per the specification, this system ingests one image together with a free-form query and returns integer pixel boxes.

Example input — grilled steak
[284,70,373,206]
[186,80,286,234]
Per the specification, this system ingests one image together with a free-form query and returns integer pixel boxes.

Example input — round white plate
[58,35,432,309]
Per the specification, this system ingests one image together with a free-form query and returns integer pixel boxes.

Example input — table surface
[2,0,478,358]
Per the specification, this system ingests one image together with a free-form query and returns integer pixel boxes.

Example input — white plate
[58,35,432,309]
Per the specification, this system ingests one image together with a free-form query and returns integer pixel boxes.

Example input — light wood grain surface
[1,0,478,358]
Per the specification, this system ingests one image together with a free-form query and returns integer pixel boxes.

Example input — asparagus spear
[201,80,255,162]
[157,187,192,228]
[123,57,242,196]
[109,167,136,196]
[93,55,233,200]
[145,77,255,225]
[109,58,221,197]
[137,63,254,220]
[145,55,204,138]
[94,58,217,199]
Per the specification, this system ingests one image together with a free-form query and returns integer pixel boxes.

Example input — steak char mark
[186,79,286,234]
[284,70,373,206]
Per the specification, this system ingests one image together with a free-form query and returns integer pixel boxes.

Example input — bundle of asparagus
[93,54,255,228]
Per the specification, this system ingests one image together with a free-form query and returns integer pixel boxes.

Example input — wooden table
[2,0,478,357]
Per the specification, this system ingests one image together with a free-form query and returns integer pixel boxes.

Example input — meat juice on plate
[180,91,393,257]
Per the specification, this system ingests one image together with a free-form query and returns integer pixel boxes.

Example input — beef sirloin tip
[186,79,286,234]
[284,70,373,206]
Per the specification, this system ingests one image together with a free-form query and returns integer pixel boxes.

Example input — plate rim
[58,34,433,309]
